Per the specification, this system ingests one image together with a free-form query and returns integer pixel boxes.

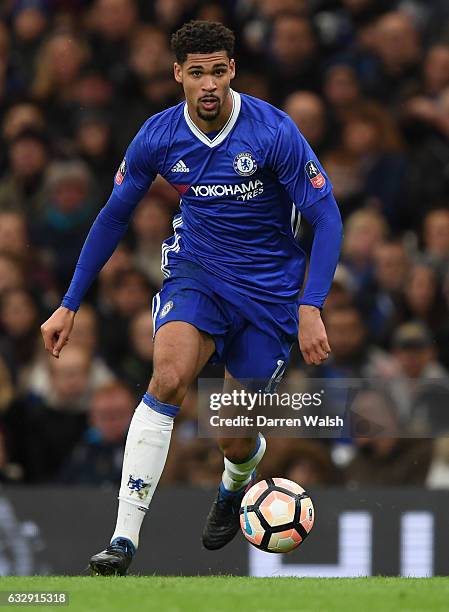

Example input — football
[239,478,314,553]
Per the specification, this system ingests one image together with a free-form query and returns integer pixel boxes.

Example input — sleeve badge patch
[115,159,127,185]
[305,160,326,189]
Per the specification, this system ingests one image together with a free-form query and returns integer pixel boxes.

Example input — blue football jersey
[110,90,333,303]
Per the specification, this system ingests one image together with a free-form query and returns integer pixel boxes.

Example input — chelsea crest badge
[233,152,258,176]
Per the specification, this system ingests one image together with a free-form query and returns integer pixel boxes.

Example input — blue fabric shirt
[62,90,342,311]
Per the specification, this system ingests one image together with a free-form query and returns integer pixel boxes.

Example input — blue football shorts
[151,261,299,390]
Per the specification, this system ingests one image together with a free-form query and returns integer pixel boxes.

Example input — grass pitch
[1,576,448,612]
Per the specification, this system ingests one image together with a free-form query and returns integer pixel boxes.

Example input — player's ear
[229,59,236,80]
[173,62,183,84]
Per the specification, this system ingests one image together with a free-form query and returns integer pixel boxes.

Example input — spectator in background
[0,211,58,307]
[95,243,134,314]
[341,208,388,293]
[390,322,449,433]
[422,208,449,277]
[365,11,421,104]
[153,0,196,34]
[266,13,320,105]
[402,86,449,228]
[0,100,45,174]
[118,24,179,145]
[339,102,407,227]
[194,1,228,25]
[403,261,446,334]
[67,303,114,384]
[323,63,362,122]
[420,44,449,97]
[321,148,364,217]
[240,0,308,61]
[8,345,93,481]
[58,381,134,484]
[392,322,447,381]
[338,0,391,36]
[345,388,433,486]
[87,0,138,87]
[0,211,28,259]
[0,128,49,220]
[402,44,449,118]
[0,253,25,297]
[132,194,172,288]
[31,31,90,136]
[283,91,329,155]
[26,304,114,402]
[319,305,394,379]
[98,268,156,372]
[322,265,356,314]
[72,62,115,109]
[358,240,409,345]
[128,25,172,85]
[31,160,95,292]
[10,1,50,89]
[2,101,45,142]
[0,287,41,389]
[73,110,118,203]
[119,309,154,397]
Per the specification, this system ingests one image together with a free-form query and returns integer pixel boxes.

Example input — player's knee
[220,438,257,463]
[149,365,189,405]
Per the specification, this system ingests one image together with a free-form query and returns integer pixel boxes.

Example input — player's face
[174,52,235,123]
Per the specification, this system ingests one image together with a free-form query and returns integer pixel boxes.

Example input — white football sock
[221,433,266,492]
[111,399,174,549]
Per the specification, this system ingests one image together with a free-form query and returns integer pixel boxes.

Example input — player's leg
[112,321,215,540]
[89,321,215,576]
[202,324,292,550]
[202,294,298,551]
[202,368,267,550]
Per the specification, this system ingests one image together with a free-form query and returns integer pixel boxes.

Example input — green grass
[0,576,448,612]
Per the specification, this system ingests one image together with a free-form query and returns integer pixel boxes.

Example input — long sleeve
[61,118,158,311]
[300,192,343,309]
[268,114,342,308]
[61,193,141,311]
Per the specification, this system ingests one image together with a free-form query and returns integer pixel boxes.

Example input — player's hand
[298,305,331,366]
[40,306,76,359]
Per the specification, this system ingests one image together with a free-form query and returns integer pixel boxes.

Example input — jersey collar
[183,89,241,148]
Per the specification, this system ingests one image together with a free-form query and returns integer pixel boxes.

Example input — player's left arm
[268,116,343,366]
[299,194,342,365]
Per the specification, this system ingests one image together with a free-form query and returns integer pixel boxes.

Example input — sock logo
[127,475,151,500]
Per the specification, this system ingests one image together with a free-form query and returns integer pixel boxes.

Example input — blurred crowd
[0,0,448,489]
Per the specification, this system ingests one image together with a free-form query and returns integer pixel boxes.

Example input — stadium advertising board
[0,488,446,577]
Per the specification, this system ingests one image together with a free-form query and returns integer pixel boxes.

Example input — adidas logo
[171,159,190,173]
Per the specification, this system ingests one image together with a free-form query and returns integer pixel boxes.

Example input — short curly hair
[171,20,235,64]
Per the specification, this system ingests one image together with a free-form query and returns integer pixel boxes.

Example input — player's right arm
[41,122,158,358]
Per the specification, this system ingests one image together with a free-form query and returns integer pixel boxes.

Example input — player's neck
[187,90,233,136]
